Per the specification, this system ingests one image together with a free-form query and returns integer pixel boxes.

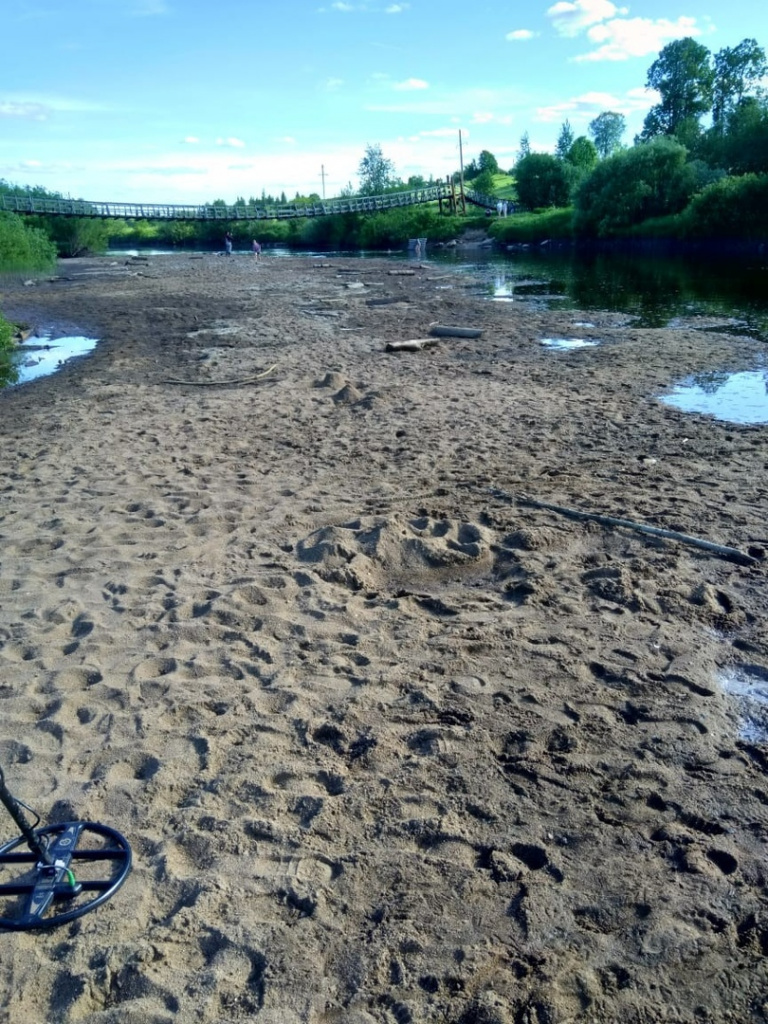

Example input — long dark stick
[490,488,760,567]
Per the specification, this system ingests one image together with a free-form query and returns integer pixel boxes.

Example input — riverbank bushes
[0,212,57,272]
[108,205,482,251]
[487,208,574,245]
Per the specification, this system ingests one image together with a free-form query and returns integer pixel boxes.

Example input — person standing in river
[251,239,261,259]
[224,231,233,255]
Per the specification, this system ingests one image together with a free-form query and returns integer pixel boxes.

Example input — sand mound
[297,514,494,591]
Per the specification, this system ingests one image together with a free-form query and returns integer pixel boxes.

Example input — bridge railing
[0,183,478,221]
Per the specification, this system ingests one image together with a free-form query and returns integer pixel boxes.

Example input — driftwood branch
[385,338,438,353]
[429,324,483,338]
[490,487,760,567]
[161,364,277,386]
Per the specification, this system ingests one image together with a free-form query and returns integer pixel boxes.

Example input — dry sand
[1,250,768,1024]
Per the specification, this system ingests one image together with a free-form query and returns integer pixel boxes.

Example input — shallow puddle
[659,369,768,424]
[492,274,514,301]
[718,665,768,742]
[4,335,99,387]
[540,337,599,351]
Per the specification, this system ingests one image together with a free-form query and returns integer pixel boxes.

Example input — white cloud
[325,77,344,91]
[0,101,49,120]
[574,16,702,61]
[0,93,109,117]
[216,137,246,148]
[547,0,626,37]
[419,127,466,138]
[392,78,429,91]
[279,136,297,144]
[385,3,409,12]
[506,29,537,41]
[536,87,655,123]
[182,136,199,144]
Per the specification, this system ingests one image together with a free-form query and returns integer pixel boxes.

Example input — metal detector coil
[0,765,131,931]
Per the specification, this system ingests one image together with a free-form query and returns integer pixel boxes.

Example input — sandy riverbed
[1,250,768,1024]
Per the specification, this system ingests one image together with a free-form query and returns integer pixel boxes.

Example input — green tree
[641,38,714,141]
[712,38,767,128]
[683,172,768,239]
[708,95,768,173]
[43,217,110,257]
[567,137,598,172]
[574,137,695,236]
[472,169,497,196]
[358,143,397,195]
[515,153,571,209]
[589,111,626,158]
[555,120,575,160]
[478,150,499,175]
[517,132,531,162]
[0,211,57,270]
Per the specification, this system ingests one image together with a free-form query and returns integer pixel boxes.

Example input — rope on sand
[490,487,761,567]
[160,364,277,386]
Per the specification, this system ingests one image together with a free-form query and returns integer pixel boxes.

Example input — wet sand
[1,251,768,1024]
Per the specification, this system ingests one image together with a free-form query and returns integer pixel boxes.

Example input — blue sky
[2,0,765,204]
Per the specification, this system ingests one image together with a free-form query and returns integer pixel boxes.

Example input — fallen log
[490,487,761,567]
[429,324,483,338]
[385,338,437,353]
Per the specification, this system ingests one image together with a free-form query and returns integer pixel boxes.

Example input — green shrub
[514,154,572,210]
[682,172,768,239]
[0,212,57,271]
[41,216,110,257]
[574,137,695,237]
[0,313,13,353]
[489,208,574,244]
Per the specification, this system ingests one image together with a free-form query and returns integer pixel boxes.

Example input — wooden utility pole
[320,165,327,200]
[458,129,466,215]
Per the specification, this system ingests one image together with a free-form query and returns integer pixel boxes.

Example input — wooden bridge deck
[0,185,496,221]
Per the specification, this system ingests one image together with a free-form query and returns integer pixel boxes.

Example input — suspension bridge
[0,182,497,222]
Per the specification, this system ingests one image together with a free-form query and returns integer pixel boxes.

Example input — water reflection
[660,369,768,423]
[492,273,514,301]
[3,335,99,388]
[445,248,768,341]
[719,665,768,742]
[540,337,599,351]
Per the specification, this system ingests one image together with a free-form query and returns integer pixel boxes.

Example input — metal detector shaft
[0,767,52,865]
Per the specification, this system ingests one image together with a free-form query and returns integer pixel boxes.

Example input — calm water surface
[5,245,767,390]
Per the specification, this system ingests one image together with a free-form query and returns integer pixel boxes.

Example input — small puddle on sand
[719,665,768,742]
[492,275,514,302]
[540,337,599,351]
[659,369,768,424]
[4,334,99,386]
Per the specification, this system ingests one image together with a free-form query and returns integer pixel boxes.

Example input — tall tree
[640,38,714,141]
[358,143,397,195]
[478,150,499,174]
[515,153,571,209]
[517,132,531,162]
[567,136,598,172]
[589,111,626,158]
[555,120,575,160]
[712,38,768,128]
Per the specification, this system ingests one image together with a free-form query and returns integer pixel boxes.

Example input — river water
[3,246,767,391]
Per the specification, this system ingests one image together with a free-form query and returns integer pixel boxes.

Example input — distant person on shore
[251,239,261,259]
[224,231,233,255]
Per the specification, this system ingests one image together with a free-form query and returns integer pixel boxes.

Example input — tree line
[500,35,768,241]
